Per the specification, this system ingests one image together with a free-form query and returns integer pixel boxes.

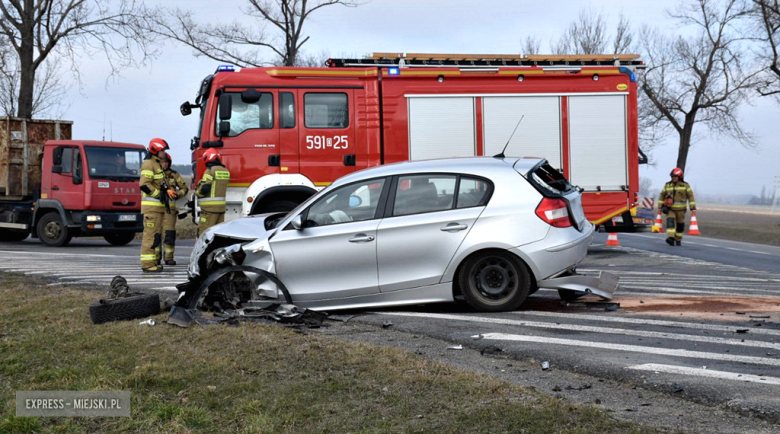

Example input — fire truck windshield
[84,146,144,181]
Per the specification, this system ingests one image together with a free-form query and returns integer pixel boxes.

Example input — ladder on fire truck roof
[328,52,645,69]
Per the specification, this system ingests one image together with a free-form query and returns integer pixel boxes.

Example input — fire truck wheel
[104,232,137,246]
[457,250,531,312]
[89,293,160,324]
[261,200,298,213]
[37,212,72,247]
[0,228,30,242]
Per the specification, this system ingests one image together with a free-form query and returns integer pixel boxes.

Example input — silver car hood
[187,214,278,278]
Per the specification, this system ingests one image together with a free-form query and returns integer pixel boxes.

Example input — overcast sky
[62,0,779,197]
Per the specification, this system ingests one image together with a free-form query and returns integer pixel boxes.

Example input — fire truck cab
[182,53,646,228]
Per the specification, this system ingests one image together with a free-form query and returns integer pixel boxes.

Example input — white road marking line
[377,311,780,351]
[515,311,780,336]
[621,285,775,294]
[627,363,780,385]
[480,332,780,367]
[0,250,126,258]
[579,270,779,282]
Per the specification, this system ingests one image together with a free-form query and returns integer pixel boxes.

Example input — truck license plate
[119,215,136,222]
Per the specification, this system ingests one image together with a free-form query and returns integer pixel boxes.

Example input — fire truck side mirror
[218,93,232,121]
[218,121,231,138]
[180,101,192,116]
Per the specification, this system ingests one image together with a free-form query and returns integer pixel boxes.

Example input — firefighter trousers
[159,208,177,261]
[198,210,225,237]
[141,211,164,269]
[665,210,686,242]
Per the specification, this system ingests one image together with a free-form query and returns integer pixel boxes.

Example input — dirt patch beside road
[619,295,780,321]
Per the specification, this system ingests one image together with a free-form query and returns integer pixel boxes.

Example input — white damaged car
[177,157,617,316]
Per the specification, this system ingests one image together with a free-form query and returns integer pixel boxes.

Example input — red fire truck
[181,53,647,228]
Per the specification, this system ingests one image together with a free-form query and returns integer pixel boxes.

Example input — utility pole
[772,174,780,213]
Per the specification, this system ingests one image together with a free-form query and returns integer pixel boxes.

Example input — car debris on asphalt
[542,361,550,370]
[447,344,463,350]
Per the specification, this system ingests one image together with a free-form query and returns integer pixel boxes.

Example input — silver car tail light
[535,198,572,228]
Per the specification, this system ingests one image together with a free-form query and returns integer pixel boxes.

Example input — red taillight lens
[535,198,572,228]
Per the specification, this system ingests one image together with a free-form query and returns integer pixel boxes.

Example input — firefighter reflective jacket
[658,181,696,211]
[164,168,189,202]
[139,155,165,213]
[196,163,230,213]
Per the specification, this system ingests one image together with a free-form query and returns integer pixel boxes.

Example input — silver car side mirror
[291,215,303,230]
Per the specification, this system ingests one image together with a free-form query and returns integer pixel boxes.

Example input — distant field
[694,205,780,247]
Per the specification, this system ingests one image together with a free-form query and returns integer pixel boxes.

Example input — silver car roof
[332,157,545,188]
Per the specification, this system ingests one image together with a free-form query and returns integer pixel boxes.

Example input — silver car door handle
[441,223,468,232]
[349,234,375,243]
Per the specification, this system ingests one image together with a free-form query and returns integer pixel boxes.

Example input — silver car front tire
[458,250,531,312]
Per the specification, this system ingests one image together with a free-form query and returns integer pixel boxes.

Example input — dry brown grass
[694,207,780,246]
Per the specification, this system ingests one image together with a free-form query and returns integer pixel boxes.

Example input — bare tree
[750,0,780,98]
[152,0,358,68]
[553,7,609,54]
[639,0,760,172]
[0,0,156,119]
[0,54,70,118]
[520,35,541,55]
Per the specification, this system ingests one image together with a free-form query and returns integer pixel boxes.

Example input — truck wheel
[457,250,531,312]
[261,200,298,213]
[104,233,137,246]
[0,228,30,242]
[89,294,160,324]
[37,213,72,247]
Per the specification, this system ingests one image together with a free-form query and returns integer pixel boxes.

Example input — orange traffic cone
[688,211,701,235]
[606,233,620,246]
[652,211,663,233]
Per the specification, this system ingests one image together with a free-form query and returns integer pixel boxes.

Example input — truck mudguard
[33,199,73,229]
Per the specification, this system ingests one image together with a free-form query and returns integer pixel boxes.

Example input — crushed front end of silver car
[170,214,294,327]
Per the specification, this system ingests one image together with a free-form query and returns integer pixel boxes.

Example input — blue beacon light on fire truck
[388,67,400,75]
[218,65,235,72]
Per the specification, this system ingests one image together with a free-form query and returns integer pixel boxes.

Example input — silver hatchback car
[184,157,599,312]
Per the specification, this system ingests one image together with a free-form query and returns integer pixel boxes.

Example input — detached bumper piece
[538,270,619,301]
[168,303,326,328]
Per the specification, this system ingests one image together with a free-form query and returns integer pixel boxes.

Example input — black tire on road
[104,232,137,246]
[457,250,531,312]
[260,200,298,214]
[89,294,160,324]
[36,212,72,247]
[0,228,30,242]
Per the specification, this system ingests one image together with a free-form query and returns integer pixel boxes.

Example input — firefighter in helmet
[195,148,230,236]
[139,138,176,272]
[658,167,696,246]
[159,154,188,265]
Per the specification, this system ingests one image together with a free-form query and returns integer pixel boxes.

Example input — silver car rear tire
[458,250,531,312]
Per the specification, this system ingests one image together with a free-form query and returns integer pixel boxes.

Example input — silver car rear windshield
[519,161,574,198]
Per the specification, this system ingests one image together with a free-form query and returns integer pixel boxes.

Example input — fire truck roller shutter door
[408,97,476,160]
[568,95,628,191]
[483,96,562,169]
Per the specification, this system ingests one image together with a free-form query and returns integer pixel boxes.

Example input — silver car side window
[305,179,386,227]
[457,177,492,209]
[393,175,456,216]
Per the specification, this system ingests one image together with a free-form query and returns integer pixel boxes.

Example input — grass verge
[0,277,666,434]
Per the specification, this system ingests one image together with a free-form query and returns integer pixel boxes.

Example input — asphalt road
[593,231,780,274]
[3,234,780,429]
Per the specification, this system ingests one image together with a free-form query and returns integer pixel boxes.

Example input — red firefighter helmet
[670,167,683,178]
[202,148,220,164]
[148,138,169,155]
[162,153,172,164]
